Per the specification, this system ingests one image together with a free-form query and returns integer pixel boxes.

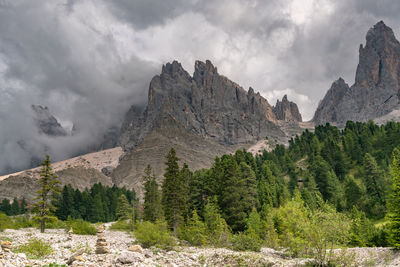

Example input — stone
[314,21,400,126]
[95,247,110,254]
[66,248,85,265]
[0,241,11,253]
[116,252,144,264]
[128,244,143,253]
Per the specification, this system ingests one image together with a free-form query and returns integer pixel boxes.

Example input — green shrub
[134,221,176,249]
[14,238,53,259]
[12,215,35,229]
[0,212,13,231]
[178,210,208,246]
[230,228,263,252]
[109,219,132,232]
[67,219,96,235]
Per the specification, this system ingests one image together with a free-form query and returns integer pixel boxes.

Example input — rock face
[115,60,305,197]
[273,95,302,122]
[31,105,68,136]
[313,21,400,125]
[119,60,288,151]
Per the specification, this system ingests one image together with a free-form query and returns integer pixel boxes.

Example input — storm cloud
[0,0,400,174]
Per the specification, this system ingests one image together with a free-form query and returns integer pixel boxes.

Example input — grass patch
[109,220,132,232]
[67,219,96,235]
[14,238,53,259]
[134,221,176,249]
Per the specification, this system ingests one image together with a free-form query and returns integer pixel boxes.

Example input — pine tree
[116,194,132,220]
[388,148,400,248]
[0,198,11,215]
[10,197,20,215]
[32,155,61,233]
[220,157,255,232]
[20,198,28,214]
[364,153,386,217]
[143,165,162,222]
[162,148,189,235]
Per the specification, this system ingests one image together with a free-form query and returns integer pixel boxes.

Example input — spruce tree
[143,165,162,222]
[20,198,28,214]
[364,153,386,217]
[162,148,188,235]
[32,155,61,233]
[116,194,132,220]
[0,198,11,215]
[10,197,20,215]
[388,148,400,248]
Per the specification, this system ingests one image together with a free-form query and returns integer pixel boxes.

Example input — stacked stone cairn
[95,225,109,254]
[67,228,73,241]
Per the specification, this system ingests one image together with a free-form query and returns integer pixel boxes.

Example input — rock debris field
[0,226,400,267]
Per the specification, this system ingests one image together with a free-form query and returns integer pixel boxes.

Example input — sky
[1,0,400,173]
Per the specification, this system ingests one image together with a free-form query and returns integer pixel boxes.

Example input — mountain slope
[313,21,400,125]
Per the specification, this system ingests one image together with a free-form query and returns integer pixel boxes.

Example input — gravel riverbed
[0,227,399,266]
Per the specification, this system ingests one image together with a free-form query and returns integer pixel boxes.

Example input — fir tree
[143,165,162,222]
[10,197,19,215]
[162,148,189,235]
[116,194,132,220]
[388,148,400,248]
[32,155,61,233]
[20,198,28,214]
[0,198,11,215]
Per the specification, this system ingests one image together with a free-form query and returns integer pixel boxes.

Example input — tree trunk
[41,218,45,233]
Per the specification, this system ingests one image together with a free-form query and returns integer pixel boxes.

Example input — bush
[109,220,132,232]
[13,215,35,229]
[67,219,96,235]
[231,228,263,252]
[134,221,176,249]
[0,212,13,231]
[178,210,208,246]
[14,238,53,259]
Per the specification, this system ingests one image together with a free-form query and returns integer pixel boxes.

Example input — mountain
[119,60,302,151]
[31,105,68,136]
[114,60,304,197]
[0,60,305,200]
[313,21,400,125]
[273,95,302,122]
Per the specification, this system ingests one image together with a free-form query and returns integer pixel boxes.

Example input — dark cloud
[1,0,400,174]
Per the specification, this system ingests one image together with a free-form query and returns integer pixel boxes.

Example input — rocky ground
[0,226,399,267]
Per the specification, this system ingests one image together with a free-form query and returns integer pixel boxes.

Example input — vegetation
[66,218,96,235]
[14,238,53,259]
[143,164,163,222]
[3,120,400,262]
[134,221,176,249]
[32,155,61,233]
[162,148,189,235]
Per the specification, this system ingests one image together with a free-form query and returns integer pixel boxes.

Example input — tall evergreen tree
[32,155,61,233]
[116,194,132,220]
[10,197,19,215]
[162,148,189,235]
[143,165,163,222]
[0,198,11,215]
[388,148,400,248]
[364,153,386,217]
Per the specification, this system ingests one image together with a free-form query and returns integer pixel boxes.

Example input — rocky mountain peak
[119,60,298,150]
[31,105,67,136]
[273,95,302,122]
[314,21,400,126]
[355,21,400,88]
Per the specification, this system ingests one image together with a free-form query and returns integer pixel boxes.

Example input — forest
[2,120,400,264]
